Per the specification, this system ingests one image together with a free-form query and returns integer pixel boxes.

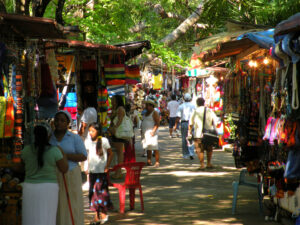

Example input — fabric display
[152,73,163,90]
[107,85,125,97]
[0,96,6,138]
[125,65,140,84]
[4,96,14,138]
[104,64,126,79]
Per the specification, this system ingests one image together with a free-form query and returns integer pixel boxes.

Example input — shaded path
[84,126,278,225]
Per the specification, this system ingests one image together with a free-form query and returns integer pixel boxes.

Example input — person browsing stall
[50,110,87,225]
[21,123,68,225]
[175,93,196,159]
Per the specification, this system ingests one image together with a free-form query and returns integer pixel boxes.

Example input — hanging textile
[152,73,163,90]
[0,96,6,138]
[4,96,14,138]
[104,64,126,79]
[125,65,140,84]
[107,85,125,97]
[106,79,125,85]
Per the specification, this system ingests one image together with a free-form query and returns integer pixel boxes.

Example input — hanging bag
[114,115,134,140]
[201,107,219,147]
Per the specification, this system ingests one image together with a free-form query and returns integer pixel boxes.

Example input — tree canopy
[2,0,300,67]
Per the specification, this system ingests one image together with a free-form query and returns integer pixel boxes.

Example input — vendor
[50,110,87,225]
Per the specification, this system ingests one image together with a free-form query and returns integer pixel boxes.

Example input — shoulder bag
[201,107,219,147]
[115,115,134,140]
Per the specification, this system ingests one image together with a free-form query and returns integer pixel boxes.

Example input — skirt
[89,173,113,213]
[22,182,59,225]
[56,166,84,225]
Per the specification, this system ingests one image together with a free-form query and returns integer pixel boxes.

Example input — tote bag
[115,115,134,140]
[201,107,219,147]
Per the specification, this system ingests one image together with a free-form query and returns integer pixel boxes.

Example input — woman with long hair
[109,95,127,178]
[49,110,87,225]
[84,122,113,224]
[21,124,68,225]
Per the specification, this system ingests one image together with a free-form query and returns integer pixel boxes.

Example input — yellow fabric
[152,73,163,90]
[56,166,84,225]
[0,97,6,138]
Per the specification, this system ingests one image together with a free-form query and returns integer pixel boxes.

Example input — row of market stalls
[0,13,150,224]
[189,13,300,222]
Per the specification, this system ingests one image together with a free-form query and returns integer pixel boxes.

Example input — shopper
[50,110,87,225]
[85,123,113,224]
[175,93,196,159]
[167,94,179,138]
[78,98,97,190]
[22,124,68,225]
[109,95,127,178]
[141,98,160,167]
[188,97,219,169]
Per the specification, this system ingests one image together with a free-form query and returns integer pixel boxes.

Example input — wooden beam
[236,44,260,61]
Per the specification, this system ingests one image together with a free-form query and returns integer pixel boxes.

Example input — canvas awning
[45,39,126,55]
[0,13,64,39]
[114,40,151,61]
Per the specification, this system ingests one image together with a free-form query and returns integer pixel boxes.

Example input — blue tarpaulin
[237,29,275,49]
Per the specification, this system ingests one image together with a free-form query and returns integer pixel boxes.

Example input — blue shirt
[50,131,87,171]
[176,102,196,121]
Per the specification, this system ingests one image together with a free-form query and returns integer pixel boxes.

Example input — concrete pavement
[83,126,280,225]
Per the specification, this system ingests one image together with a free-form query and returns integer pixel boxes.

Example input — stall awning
[114,40,151,61]
[201,29,275,62]
[0,13,64,39]
[45,39,126,54]
[275,13,300,37]
[186,67,230,77]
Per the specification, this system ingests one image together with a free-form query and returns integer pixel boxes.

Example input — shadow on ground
[84,126,278,225]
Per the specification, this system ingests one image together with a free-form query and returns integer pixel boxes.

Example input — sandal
[197,166,206,170]
[206,165,214,169]
[154,162,160,167]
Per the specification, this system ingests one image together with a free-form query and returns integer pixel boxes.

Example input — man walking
[167,94,179,138]
[175,93,195,159]
[188,97,219,169]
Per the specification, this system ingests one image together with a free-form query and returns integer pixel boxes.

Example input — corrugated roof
[0,13,64,39]
[114,40,151,61]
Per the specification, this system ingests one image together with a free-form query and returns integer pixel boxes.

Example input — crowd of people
[19,89,220,225]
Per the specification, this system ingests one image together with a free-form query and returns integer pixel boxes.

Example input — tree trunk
[56,0,66,25]
[0,0,6,13]
[32,0,51,17]
[161,3,204,47]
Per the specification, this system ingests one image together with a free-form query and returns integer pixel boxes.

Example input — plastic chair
[232,169,264,215]
[107,162,145,213]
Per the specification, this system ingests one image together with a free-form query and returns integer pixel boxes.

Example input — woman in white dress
[141,98,160,167]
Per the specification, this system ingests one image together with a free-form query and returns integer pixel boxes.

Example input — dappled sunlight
[150,170,230,177]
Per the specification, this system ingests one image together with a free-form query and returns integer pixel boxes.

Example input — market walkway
[83,126,278,225]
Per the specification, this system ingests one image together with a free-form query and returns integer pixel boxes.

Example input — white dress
[141,111,159,150]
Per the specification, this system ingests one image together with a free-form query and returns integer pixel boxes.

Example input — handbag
[115,115,134,140]
[201,107,219,147]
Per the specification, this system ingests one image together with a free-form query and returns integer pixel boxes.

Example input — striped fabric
[125,65,140,84]
[104,64,125,79]
[106,79,125,85]
[4,97,14,138]
[0,96,6,138]
[107,85,125,97]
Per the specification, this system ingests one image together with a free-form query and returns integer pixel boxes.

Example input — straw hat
[143,98,157,107]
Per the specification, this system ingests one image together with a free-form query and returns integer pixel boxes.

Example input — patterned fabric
[4,96,14,138]
[104,64,125,79]
[89,173,113,213]
[107,85,125,97]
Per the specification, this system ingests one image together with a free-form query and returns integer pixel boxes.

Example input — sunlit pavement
[83,126,278,225]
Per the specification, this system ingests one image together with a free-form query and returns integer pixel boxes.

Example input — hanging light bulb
[249,60,254,67]
[263,57,269,65]
[253,61,258,67]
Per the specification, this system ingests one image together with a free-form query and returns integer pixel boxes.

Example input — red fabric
[81,60,97,70]
[64,107,77,120]
[106,79,126,85]
[124,140,136,163]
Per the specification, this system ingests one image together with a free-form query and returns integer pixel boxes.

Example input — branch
[129,21,150,33]
[32,0,51,17]
[56,0,66,25]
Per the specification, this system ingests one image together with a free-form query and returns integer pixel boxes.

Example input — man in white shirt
[175,93,196,159]
[167,94,179,138]
[188,97,219,169]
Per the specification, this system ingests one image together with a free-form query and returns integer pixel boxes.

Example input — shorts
[111,136,128,144]
[169,117,176,128]
[194,138,213,153]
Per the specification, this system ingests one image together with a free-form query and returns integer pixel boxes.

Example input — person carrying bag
[189,97,219,170]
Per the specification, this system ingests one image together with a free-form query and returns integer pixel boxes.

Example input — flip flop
[197,167,206,170]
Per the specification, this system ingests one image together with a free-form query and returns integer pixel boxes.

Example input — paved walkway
[83,126,279,225]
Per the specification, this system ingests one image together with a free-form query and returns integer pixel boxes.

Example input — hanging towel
[106,79,125,85]
[107,85,125,97]
[125,65,140,79]
[0,96,7,138]
[104,64,125,79]
[4,96,14,138]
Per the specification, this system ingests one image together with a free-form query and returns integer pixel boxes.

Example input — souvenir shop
[0,14,65,225]
[0,13,150,224]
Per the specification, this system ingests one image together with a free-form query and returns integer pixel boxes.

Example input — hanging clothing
[152,73,163,90]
